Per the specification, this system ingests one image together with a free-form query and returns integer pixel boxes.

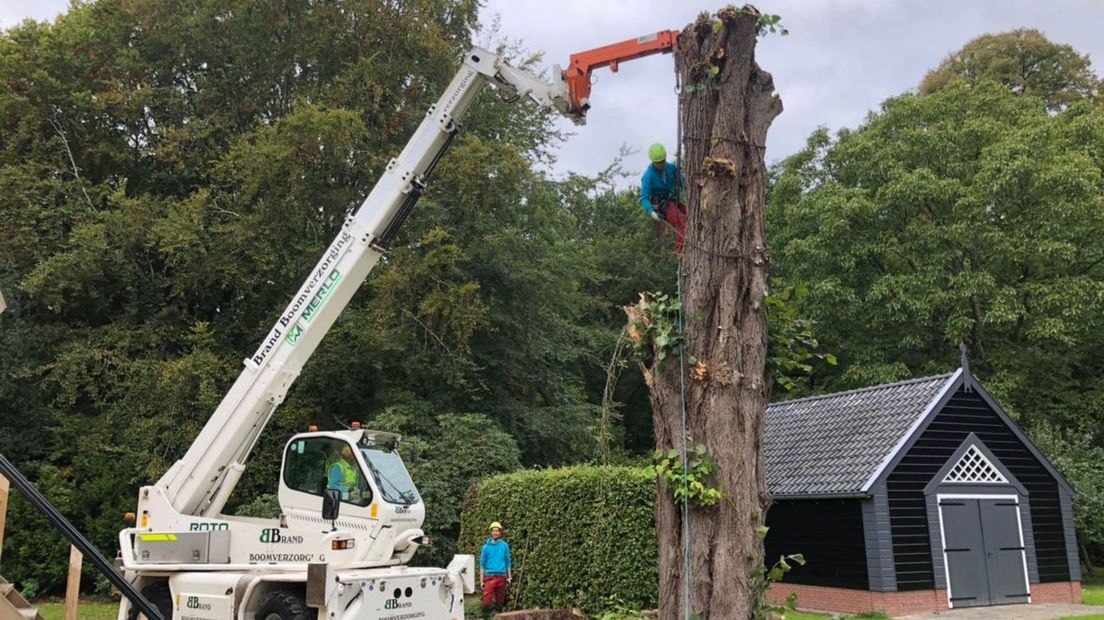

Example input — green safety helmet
[648,143,667,163]
[489,521,503,531]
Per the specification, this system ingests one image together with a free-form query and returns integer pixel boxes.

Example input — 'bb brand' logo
[259,528,305,544]
[187,596,200,609]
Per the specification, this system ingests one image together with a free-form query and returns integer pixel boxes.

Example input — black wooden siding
[886,387,1069,589]
[765,499,869,589]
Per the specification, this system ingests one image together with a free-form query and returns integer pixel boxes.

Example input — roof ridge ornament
[959,341,973,392]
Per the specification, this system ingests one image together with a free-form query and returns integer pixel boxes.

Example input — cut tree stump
[627,4,782,620]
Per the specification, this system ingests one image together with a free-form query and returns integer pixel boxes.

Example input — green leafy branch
[767,284,837,392]
[648,443,722,508]
[755,13,789,37]
[629,291,684,368]
[751,524,806,619]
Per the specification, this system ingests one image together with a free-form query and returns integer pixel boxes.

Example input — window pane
[359,440,420,505]
[284,437,372,507]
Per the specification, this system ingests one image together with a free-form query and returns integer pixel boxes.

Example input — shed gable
[884,386,1071,590]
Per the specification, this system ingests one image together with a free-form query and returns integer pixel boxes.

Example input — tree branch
[49,115,96,212]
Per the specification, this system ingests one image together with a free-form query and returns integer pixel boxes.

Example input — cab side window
[284,438,372,507]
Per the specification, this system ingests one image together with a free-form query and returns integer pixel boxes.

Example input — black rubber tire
[258,590,316,620]
[125,580,173,620]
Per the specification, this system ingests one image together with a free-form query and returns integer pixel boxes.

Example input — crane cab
[278,429,427,564]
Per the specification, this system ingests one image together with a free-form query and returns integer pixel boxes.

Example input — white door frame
[936,493,1031,609]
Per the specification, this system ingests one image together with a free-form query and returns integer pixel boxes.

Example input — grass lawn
[1084,572,1104,606]
[786,608,887,613]
[34,599,118,620]
[1055,572,1104,619]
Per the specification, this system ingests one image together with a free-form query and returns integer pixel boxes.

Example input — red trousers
[482,575,508,607]
[660,200,687,254]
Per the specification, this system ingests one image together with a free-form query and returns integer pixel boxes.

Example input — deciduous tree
[920,29,1100,112]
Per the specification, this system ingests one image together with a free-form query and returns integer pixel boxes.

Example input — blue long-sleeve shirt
[480,537,512,575]
[639,162,682,215]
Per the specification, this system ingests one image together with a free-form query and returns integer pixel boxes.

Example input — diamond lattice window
[943,445,1008,483]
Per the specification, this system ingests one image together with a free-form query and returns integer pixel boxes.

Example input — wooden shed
[762,364,1081,616]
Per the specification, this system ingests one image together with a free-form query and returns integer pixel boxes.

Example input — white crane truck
[117,30,678,620]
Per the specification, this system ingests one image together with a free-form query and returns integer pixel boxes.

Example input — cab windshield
[358,439,420,505]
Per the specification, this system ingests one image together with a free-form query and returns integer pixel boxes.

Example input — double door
[939,497,1030,608]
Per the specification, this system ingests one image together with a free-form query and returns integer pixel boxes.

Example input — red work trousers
[660,199,687,254]
[482,575,508,608]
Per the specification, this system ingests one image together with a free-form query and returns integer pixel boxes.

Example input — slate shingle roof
[765,372,956,497]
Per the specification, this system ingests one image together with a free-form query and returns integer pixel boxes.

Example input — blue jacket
[480,537,512,575]
[639,162,682,215]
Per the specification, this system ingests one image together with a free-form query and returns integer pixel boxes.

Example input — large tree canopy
[0,0,673,593]
[769,82,1104,425]
[920,28,1101,112]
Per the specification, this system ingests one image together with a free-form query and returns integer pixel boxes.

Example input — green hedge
[459,466,657,613]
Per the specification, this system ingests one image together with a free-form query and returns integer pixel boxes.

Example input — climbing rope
[673,63,693,620]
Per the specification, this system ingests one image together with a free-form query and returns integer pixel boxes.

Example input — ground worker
[327,445,360,501]
[480,521,512,616]
[639,142,686,254]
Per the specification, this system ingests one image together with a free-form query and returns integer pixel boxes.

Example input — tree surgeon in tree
[641,142,688,254]
[628,6,782,619]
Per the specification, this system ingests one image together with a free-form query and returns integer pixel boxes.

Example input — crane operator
[328,445,362,501]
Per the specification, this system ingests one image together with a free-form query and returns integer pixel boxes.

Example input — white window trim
[937,493,1031,609]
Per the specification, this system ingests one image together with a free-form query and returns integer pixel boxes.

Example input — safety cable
[673,62,693,620]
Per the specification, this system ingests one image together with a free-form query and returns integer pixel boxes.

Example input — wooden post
[63,545,82,620]
[0,473,9,563]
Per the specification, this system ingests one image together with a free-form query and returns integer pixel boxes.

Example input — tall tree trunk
[628,7,782,619]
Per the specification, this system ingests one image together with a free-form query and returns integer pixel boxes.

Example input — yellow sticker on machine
[139,533,178,542]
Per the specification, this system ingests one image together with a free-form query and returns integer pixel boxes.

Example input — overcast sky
[4,0,1103,182]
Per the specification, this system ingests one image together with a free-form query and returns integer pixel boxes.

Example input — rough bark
[628,6,782,619]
